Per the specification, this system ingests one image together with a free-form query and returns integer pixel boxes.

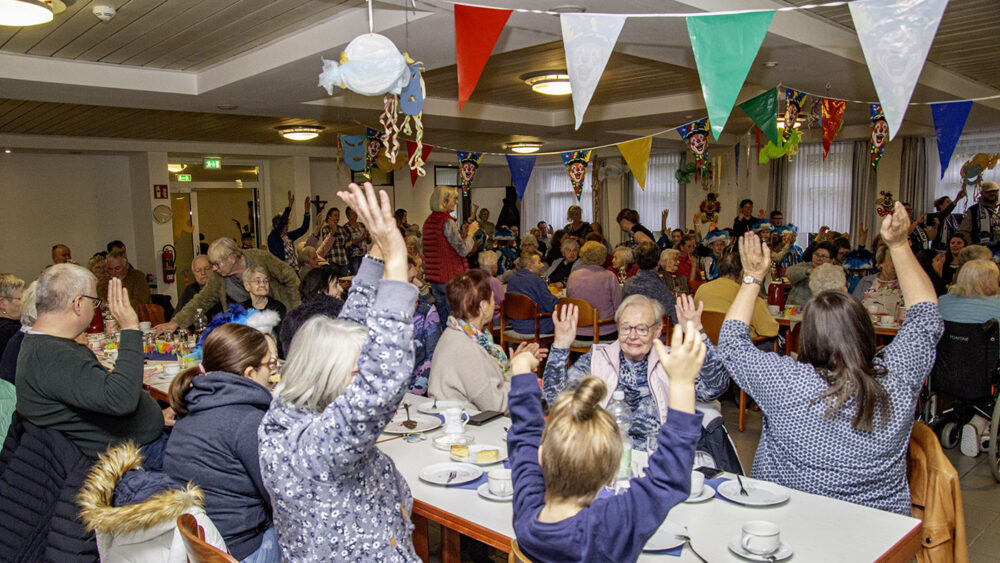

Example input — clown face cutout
[456,151,483,194]
[560,149,593,201]
[688,132,707,157]
[568,161,586,184]
[869,104,888,170]
[461,160,477,183]
[871,119,888,149]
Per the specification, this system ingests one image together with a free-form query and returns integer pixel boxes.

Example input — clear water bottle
[607,389,632,488]
[193,308,208,335]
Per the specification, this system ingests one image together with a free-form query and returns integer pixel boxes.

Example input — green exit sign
[204,158,221,169]
[178,174,192,182]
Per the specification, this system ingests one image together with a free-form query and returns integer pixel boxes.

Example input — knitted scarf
[447,316,509,373]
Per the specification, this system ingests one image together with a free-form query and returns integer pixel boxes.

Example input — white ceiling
[0,0,998,155]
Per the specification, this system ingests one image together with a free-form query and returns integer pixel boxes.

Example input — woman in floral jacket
[258,183,420,562]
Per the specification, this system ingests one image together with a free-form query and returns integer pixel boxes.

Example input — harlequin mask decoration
[870,104,889,170]
[560,150,593,200]
[876,190,895,216]
[676,117,711,174]
[783,88,806,144]
[456,151,483,194]
[340,133,367,172]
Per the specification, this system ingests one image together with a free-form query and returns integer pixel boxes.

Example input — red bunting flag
[406,141,434,186]
[821,98,847,161]
[455,4,512,109]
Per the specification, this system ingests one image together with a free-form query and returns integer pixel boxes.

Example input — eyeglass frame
[618,322,659,337]
[79,295,103,308]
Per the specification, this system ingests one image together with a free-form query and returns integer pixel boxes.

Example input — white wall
[0,153,136,282]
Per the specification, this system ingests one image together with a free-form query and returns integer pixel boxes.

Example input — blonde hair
[809,264,847,294]
[579,241,607,266]
[87,255,106,272]
[540,376,622,505]
[566,205,583,220]
[478,250,499,274]
[0,273,25,300]
[208,237,241,263]
[950,259,1000,298]
[429,186,459,213]
[276,315,367,412]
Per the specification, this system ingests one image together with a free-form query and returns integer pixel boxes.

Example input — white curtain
[925,131,1000,215]
[520,162,593,231]
[628,152,683,234]
[785,141,853,248]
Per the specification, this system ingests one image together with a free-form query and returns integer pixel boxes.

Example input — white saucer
[684,484,715,503]
[642,520,686,552]
[477,483,513,502]
[717,479,790,506]
[384,412,442,434]
[727,535,793,561]
[418,462,482,486]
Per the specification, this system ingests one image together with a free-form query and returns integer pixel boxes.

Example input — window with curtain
[520,162,593,232]
[785,141,853,248]
[926,131,1000,212]
[628,152,682,236]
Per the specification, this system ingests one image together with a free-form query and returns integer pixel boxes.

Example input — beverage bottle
[193,308,208,335]
[102,305,117,334]
[607,390,632,488]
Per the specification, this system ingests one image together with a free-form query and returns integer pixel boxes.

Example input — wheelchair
[918,319,1000,482]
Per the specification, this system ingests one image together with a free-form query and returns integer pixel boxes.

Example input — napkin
[446,460,510,489]
[144,352,176,362]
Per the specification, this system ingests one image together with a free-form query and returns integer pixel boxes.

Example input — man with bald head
[176,255,213,312]
[960,181,1000,255]
[51,244,72,265]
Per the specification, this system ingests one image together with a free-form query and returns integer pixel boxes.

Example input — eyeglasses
[262,356,278,373]
[249,278,269,286]
[80,295,102,308]
[619,323,657,337]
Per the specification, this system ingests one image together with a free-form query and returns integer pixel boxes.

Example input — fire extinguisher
[161,244,176,284]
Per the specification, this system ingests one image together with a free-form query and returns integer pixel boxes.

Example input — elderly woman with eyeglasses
[241,266,287,319]
[543,294,729,452]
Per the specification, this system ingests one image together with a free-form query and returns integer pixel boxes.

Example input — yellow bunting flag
[616,137,653,190]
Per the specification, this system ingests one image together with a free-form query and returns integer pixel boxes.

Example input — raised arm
[443,219,478,256]
[676,295,728,400]
[726,234,772,327]
[286,197,312,241]
[541,304,591,403]
[507,350,548,526]
[882,201,937,306]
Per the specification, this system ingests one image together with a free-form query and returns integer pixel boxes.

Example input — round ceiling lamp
[521,71,572,96]
[0,0,54,26]
[507,142,543,154]
[276,125,325,141]
[167,163,186,173]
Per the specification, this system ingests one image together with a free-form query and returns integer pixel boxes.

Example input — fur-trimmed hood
[77,442,204,537]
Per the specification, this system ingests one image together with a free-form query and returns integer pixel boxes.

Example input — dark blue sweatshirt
[507,372,702,563]
[164,372,273,560]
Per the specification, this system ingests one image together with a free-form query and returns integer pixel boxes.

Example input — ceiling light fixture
[507,142,543,154]
[0,0,54,26]
[217,104,238,111]
[763,61,779,68]
[167,164,186,173]
[276,125,325,141]
[521,71,572,96]
[550,5,586,13]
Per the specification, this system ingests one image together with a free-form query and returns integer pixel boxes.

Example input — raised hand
[467,220,480,236]
[287,190,294,208]
[880,201,911,249]
[675,294,703,331]
[107,277,139,331]
[510,343,543,374]
[552,303,579,349]
[654,322,706,388]
[739,233,771,280]
[337,182,406,281]
[303,197,311,215]
[932,252,946,276]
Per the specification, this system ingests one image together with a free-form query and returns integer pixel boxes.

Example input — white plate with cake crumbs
[449,443,508,465]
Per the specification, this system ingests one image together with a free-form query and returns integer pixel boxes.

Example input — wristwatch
[742,274,763,286]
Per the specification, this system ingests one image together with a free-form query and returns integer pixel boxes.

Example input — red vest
[422,211,468,284]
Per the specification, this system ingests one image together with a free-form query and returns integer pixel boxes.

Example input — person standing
[267,191,311,271]
[343,207,371,275]
[960,181,1000,255]
[422,186,478,323]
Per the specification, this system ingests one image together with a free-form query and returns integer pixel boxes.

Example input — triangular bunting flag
[821,98,847,161]
[457,151,483,194]
[616,137,652,190]
[455,4,512,109]
[931,101,972,178]
[561,13,627,130]
[506,155,536,201]
[849,0,948,142]
[560,150,592,200]
[738,88,778,146]
[687,10,774,140]
[406,141,434,186]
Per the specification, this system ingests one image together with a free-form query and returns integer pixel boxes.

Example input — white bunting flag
[561,13,627,130]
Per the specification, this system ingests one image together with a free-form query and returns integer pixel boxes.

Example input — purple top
[508,372,702,562]
[486,274,503,321]
[566,264,621,337]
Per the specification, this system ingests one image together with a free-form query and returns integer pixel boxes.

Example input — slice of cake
[475,448,500,463]
[450,444,469,458]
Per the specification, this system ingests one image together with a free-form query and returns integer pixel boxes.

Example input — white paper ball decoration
[318,33,410,97]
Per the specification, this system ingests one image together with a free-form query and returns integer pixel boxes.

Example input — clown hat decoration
[782,88,807,144]
[752,220,775,234]
[876,190,895,216]
[773,224,798,238]
[560,150,593,201]
[493,226,515,241]
[703,229,730,246]
[676,118,711,176]
[457,151,483,195]
[870,104,888,171]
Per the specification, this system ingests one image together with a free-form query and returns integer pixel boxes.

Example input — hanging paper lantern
[318,34,410,97]
[561,150,593,201]
[870,104,889,171]
[675,118,710,177]
[782,88,806,144]
[457,151,483,194]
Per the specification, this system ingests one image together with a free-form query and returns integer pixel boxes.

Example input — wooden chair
[785,322,802,356]
[509,539,534,563]
[556,297,616,354]
[137,303,165,325]
[176,514,238,563]
[700,310,772,433]
[499,293,554,351]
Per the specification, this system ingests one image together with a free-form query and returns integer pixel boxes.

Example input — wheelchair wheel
[990,397,1000,482]
[940,421,961,449]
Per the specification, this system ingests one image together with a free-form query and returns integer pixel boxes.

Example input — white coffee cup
[442,407,468,434]
[741,520,781,555]
[487,468,513,497]
[163,363,181,377]
[139,321,152,332]
[767,305,781,315]
[689,471,705,497]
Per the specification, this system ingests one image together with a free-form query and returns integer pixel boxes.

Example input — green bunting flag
[686,10,774,140]
[738,88,779,146]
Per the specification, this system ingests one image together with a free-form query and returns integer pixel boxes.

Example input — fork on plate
[444,471,457,484]
[736,474,750,497]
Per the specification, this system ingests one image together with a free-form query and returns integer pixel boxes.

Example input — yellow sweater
[694,277,779,338]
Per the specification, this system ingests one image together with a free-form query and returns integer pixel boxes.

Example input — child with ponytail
[507,323,706,562]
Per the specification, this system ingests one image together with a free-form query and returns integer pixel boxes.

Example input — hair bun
[570,376,607,421]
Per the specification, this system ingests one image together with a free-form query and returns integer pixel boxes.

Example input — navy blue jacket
[506,269,558,335]
[267,206,310,263]
[164,372,272,560]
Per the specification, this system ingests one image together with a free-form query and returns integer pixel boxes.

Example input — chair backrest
[509,539,534,563]
[785,322,802,356]
[502,293,541,338]
[931,319,999,402]
[557,297,599,343]
[177,514,238,563]
[137,303,165,325]
[700,310,726,345]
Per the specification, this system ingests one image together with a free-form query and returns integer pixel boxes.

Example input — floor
[721,399,1000,563]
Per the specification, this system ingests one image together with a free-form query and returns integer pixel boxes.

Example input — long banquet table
[379,394,922,563]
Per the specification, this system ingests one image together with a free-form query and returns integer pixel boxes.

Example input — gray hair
[659,248,679,265]
[478,250,499,274]
[958,244,993,265]
[808,264,847,294]
[297,246,318,266]
[613,245,635,265]
[429,185,459,213]
[20,281,38,327]
[0,273,25,299]
[106,249,128,265]
[518,253,541,270]
[242,265,268,285]
[276,315,368,412]
[87,255,106,272]
[208,237,241,263]
[35,263,96,315]
[614,294,664,327]
[520,234,538,249]
[560,238,580,252]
